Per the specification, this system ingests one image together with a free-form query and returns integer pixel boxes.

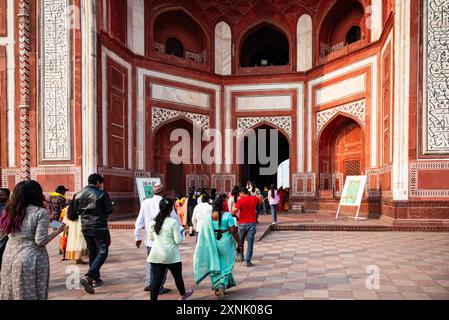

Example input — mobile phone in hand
[50,220,62,229]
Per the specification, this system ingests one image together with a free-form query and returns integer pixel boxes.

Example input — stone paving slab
[47,229,449,300]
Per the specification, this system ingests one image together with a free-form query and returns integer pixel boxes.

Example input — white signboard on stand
[336,175,367,221]
[135,177,162,204]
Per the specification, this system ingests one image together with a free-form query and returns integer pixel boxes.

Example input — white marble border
[380,29,393,165]
[150,83,211,109]
[136,68,221,172]
[308,55,378,171]
[236,95,292,111]
[392,0,410,200]
[101,46,133,170]
[40,0,71,161]
[315,74,366,106]
[224,83,304,173]
[2,0,15,167]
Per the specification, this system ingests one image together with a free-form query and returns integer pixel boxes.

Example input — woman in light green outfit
[148,198,193,301]
[194,196,241,299]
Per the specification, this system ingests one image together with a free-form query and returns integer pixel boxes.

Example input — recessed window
[165,37,184,58]
[240,25,289,67]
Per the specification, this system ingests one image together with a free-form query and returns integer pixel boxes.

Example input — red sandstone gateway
[0,0,447,227]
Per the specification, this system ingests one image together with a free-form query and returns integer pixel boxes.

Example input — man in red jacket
[231,187,262,267]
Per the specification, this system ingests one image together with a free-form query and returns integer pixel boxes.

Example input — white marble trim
[308,55,378,171]
[380,30,393,165]
[136,68,221,172]
[224,83,304,173]
[6,0,15,167]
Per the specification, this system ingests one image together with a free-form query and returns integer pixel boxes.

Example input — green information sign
[336,175,367,221]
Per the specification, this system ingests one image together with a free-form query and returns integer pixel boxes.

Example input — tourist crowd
[0,176,289,300]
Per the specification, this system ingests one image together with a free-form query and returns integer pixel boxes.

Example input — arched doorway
[318,115,364,196]
[238,124,290,189]
[153,118,209,196]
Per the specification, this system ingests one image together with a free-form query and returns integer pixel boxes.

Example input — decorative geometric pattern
[18,0,31,180]
[316,100,365,137]
[291,173,316,197]
[1,169,20,188]
[237,116,291,139]
[410,161,449,197]
[45,227,449,300]
[345,160,361,176]
[152,106,210,132]
[41,0,71,160]
[190,0,321,25]
[365,165,392,198]
[423,0,449,154]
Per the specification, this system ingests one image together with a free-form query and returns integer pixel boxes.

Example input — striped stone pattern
[18,0,31,180]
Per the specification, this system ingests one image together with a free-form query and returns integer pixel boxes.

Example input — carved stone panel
[423,0,449,154]
[152,106,210,132]
[41,0,71,160]
[237,116,291,139]
[316,100,365,137]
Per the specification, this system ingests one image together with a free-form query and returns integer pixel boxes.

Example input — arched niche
[239,23,290,68]
[214,21,232,75]
[318,0,366,58]
[150,8,209,65]
[297,14,313,72]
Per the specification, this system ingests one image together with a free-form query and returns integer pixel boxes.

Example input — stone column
[17,0,31,180]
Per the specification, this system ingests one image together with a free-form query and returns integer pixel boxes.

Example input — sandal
[218,285,225,300]
[179,289,194,300]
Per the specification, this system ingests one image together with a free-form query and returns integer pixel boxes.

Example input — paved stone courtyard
[47,228,449,300]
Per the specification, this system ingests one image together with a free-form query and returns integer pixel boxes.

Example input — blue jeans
[238,223,257,263]
[82,229,110,281]
[270,205,278,223]
[146,246,167,289]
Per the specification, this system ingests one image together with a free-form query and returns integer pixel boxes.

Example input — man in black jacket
[73,173,113,294]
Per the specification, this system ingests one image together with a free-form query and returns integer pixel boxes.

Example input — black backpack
[67,193,79,221]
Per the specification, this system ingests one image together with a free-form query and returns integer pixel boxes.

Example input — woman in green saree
[193,196,241,299]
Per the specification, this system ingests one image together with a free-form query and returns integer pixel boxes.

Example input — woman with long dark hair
[0,180,65,300]
[268,184,280,225]
[148,198,193,301]
[194,197,241,300]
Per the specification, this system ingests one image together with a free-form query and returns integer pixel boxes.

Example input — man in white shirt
[134,184,181,293]
[192,192,212,238]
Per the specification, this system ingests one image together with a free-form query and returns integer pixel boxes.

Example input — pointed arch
[215,21,232,75]
[297,14,313,72]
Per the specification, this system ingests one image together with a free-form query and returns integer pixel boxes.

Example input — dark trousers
[150,262,186,301]
[146,246,167,289]
[82,229,110,281]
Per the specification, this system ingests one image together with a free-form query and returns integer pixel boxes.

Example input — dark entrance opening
[240,125,289,189]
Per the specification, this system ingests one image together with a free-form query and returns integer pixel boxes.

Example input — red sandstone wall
[106,0,127,45]
[0,0,6,37]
